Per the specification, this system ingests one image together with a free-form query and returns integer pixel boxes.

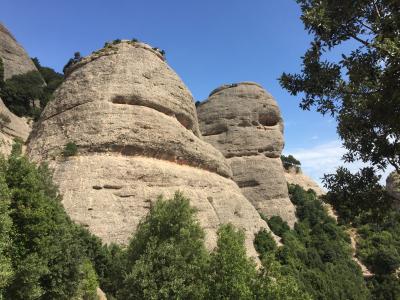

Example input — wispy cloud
[285,140,394,188]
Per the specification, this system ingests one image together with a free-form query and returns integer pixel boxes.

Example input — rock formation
[27,41,271,259]
[0,23,39,80]
[0,97,31,155]
[387,171,400,208]
[197,82,297,227]
[284,166,324,196]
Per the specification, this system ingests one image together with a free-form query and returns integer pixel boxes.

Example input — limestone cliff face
[27,41,270,259]
[0,97,31,155]
[197,82,297,227]
[0,23,39,79]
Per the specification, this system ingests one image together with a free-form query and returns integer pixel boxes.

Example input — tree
[207,224,257,300]
[0,70,44,117]
[63,52,82,74]
[269,184,370,300]
[267,215,291,236]
[256,254,312,300]
[281,154,301,172]
[118,192,209,300]
[32,57,64,107]
[323,167,393,225]
[280,0,400,172]
[254,228,277,260]
[0,157,13,298]
[73,260,99,300]
[2,141,102,299]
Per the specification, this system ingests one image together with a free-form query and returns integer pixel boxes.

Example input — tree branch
[349,33,371,48]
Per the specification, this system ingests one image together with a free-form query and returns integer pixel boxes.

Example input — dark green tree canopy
[280,0,400,172]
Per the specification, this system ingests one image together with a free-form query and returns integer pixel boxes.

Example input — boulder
[28,41,271,260]
[197,82,297,227]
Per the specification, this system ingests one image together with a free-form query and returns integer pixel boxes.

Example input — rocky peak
[0,22,40,80]
[197,82,297,227]
[27,43,272,260]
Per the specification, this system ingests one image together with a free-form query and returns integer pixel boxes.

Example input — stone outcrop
[27,41,271,260]
[0,97,31,155]
[284,166,324,196]
[0,23,39,80]
[387,171,400,208]
[197,82,297,227]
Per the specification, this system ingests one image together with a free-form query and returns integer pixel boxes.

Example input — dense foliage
[281,154,301,172]
[117,193,309,300]
[63,141,78,157]
[280,0,400,172]
[256,184,370,300]
[0,57,63,118]
[207,224,257,300]
[323,167,400,299]
[0,70,44,117]
[0,141,110,299]
[4,140,400,299]
[118,193,209,299]
[323,167,393,225]
[32,57,64,108]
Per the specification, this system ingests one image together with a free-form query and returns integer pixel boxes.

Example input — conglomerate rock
[0,23,39,80]
[0,97,31,155]
[27,41,271,260]
[197,82,297,227]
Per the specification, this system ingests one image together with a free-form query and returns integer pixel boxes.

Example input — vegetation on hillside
[322,167,400,299]
[0,140,129,300]
[256,184,370,300]
[0,57,63,118]
[281,2,400,297]
[0,142,311,299]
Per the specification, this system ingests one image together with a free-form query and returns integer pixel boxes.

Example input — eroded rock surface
[0,97,31,155]
[197,83,296,227]
[0,23,39,79]
[28,42,270,259]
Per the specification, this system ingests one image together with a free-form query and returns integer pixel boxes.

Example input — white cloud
[285,140,394,188]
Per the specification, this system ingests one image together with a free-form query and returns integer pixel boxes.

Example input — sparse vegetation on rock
[63,141,78,157]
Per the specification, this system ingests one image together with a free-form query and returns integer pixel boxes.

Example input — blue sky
[3,0,386,185]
